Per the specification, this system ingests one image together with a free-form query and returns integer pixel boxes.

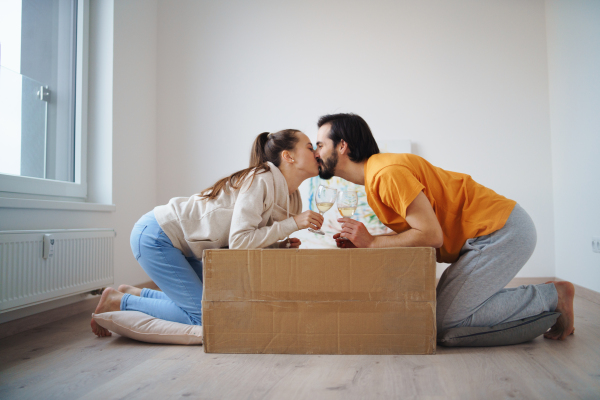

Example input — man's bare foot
[117,284,143,296]
[90,287,124,337]
[544,281,575,340]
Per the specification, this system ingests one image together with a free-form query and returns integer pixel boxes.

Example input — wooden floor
[1,294,599,399]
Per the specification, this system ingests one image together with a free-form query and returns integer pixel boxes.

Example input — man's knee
[437,311,472,332]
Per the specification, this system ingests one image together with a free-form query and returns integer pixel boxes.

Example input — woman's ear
[282,150,295,163]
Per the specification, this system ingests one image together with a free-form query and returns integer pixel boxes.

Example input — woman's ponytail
[250,132,271,167]
[199,129,301,200]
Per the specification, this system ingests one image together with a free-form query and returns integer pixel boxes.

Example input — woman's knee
[189,313,202,326]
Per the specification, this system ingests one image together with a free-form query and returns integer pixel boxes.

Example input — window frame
[0,0,89,201]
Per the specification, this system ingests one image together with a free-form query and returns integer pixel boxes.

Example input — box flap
[202,300,436,355]
[202,248,436,302]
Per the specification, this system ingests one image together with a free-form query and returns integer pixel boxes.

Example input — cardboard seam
[203,299,435,303]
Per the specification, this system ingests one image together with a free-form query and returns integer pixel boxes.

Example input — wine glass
[337,190,358,218]
[309,185,337,235]
[337,190,358,240]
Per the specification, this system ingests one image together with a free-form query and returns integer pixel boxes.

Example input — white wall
[546,0,600,292]
[9,0,600,324]
[157,0,555,277]
[111,0,158,283]
[0,0,158,321]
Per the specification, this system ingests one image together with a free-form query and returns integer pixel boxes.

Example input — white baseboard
[0,281,159,340]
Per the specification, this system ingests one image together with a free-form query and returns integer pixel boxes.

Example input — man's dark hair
[317,113,379,162]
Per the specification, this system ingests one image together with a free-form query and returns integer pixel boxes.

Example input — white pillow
[92,311,203,345]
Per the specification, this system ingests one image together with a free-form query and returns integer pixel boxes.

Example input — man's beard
[318,151,338,180]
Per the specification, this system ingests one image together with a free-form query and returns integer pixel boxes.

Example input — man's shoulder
[366,153,422,176]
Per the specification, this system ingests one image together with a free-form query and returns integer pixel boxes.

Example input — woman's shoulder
[253,165,275,180]
[234,167,276,203]
[243,165,275,188]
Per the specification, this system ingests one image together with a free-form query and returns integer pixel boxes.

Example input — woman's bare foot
[118,284,143,296]
[91,319,111,337]
[90,287,124,337]
[544,281,575,340]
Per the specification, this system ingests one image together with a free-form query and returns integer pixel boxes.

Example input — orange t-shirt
[364,153,516,263]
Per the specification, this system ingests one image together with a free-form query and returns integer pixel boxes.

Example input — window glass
[0,0,78,182]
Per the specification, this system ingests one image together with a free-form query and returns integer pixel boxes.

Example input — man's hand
[333,233,357,248]
[336,218,375,248]
[333,192,444,249]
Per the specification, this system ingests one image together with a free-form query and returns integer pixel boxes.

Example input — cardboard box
[202,247,436,355]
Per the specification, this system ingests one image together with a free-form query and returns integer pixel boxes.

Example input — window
[0,0,88,200]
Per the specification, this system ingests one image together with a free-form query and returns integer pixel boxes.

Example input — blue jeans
[123,210,203,325]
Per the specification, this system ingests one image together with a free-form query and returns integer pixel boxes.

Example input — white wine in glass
[338,207,357,217]
[337,190,358,217]
[309,185,337,235]
[316,202,334,213]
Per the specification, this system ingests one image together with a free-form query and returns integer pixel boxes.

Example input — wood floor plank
[81,358,195,400]
[1,291,599,400]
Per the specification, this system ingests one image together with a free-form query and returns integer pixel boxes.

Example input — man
[314,113,575,340]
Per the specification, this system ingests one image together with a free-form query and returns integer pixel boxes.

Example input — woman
[91,129,323,337]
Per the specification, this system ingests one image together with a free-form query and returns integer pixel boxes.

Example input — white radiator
[0,229,115,313]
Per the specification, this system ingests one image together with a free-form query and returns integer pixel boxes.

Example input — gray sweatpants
[436,203,558,333]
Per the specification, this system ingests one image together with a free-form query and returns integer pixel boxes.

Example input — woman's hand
[293,210,324,230]
[278,238,301,248]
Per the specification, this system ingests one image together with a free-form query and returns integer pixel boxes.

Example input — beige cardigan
[153,162,302,259]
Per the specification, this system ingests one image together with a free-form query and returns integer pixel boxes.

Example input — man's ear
[338,139,348,155]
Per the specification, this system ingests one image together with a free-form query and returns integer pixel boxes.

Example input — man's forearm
[370,229,441,248]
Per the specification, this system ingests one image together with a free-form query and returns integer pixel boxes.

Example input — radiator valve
[90,288,106,296]
[42,234,55,259]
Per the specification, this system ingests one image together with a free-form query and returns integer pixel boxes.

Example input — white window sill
[0,197,116,212]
